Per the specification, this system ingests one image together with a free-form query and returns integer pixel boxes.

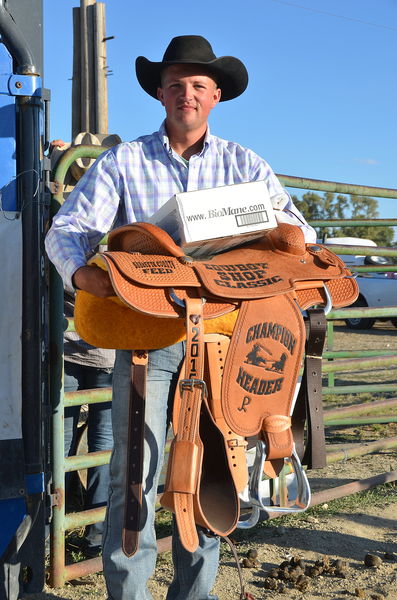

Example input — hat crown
[162,35,217,64]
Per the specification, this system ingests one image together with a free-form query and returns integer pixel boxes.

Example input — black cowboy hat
[135,35,248,102]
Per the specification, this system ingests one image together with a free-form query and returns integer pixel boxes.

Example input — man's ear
[157,87,165,106]
[212,87,221,107]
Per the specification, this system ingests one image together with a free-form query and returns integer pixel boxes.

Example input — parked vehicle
[325,237,397,329]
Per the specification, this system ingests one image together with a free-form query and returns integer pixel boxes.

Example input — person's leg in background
[63,361,84,489]
[83,366,113,555]
[63,361,113,556]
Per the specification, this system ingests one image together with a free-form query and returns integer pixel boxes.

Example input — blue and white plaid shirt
[45,121,315,289]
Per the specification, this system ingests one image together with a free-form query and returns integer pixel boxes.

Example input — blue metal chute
[0,2,50,598]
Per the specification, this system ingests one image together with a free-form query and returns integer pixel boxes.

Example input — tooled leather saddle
[74,221,358,556]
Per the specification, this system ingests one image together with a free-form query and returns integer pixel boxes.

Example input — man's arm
[45,148,121,291]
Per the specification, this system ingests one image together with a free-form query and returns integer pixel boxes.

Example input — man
[46,35,315,600]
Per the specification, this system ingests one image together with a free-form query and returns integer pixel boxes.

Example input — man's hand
[72,265,114,297]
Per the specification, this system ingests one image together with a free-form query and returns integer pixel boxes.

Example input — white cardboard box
[148,180,277,257]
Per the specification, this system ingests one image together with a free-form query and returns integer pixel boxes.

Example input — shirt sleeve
[249,152,317,243]
[45,149,121,289]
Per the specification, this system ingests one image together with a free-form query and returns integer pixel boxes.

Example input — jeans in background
[64,361,113,553]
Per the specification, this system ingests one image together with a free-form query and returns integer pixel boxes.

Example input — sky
[43,0,397,223]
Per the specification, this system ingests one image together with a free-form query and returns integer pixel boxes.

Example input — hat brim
[135,55,248,102]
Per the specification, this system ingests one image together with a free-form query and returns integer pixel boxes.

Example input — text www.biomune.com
[186,203,267,222]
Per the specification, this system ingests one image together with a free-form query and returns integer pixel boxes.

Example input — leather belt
[122,350,148,557]
[293,308,327,469]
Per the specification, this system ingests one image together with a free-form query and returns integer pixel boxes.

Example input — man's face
[157,64,221,135]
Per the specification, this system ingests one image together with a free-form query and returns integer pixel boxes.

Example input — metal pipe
[322,354,397,374]
[327,306,397,320]
[64,556,103,581]
[326,438,397,463]
[0,5,37,74]
[324,350,397,359]
[323,397,397,419]
[64,449,111,472]
[49,145,108,587]
[325,415,397,426]
[48,143,108,587]
[324,245,397,256]
[64,388,112,407]
[352,266,397,273]
[309,470,397,505]
[64,506,106,530]
[323,383,397,395]
[52,145,105,207]
[277,174,397,199]
[311,219,397,227]
[326,320,335,388]
[62,532,175,582]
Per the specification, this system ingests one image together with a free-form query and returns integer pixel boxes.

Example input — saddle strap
[122,350,148,557]
[161,297,206,552]
[293,308,327,469]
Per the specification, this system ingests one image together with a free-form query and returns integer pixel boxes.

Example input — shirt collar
[158,120,213,157]
[159,120,172,153]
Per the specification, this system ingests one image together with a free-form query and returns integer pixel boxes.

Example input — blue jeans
[64,361,113,550]
[102,345,220,600]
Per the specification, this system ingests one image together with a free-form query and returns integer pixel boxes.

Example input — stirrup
[237,440,311,529]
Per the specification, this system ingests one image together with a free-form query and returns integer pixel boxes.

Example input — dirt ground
[38,454,397,600]
[30,323,397,600]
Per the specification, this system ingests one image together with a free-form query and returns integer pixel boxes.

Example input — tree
[292,192,395,246]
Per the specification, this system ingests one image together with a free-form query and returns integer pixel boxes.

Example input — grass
[155,507,173,538]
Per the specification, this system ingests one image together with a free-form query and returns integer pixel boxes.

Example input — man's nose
[180,84,193,100]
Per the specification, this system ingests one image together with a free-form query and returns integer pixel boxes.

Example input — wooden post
[94,1,108,134]
[80,0,95,133]
[71,7,81,140]
[71,0,108,139]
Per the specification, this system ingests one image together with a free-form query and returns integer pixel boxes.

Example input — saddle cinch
[75,222,358,555]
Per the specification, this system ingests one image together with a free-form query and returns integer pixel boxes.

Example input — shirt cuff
[62,257,88,291]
